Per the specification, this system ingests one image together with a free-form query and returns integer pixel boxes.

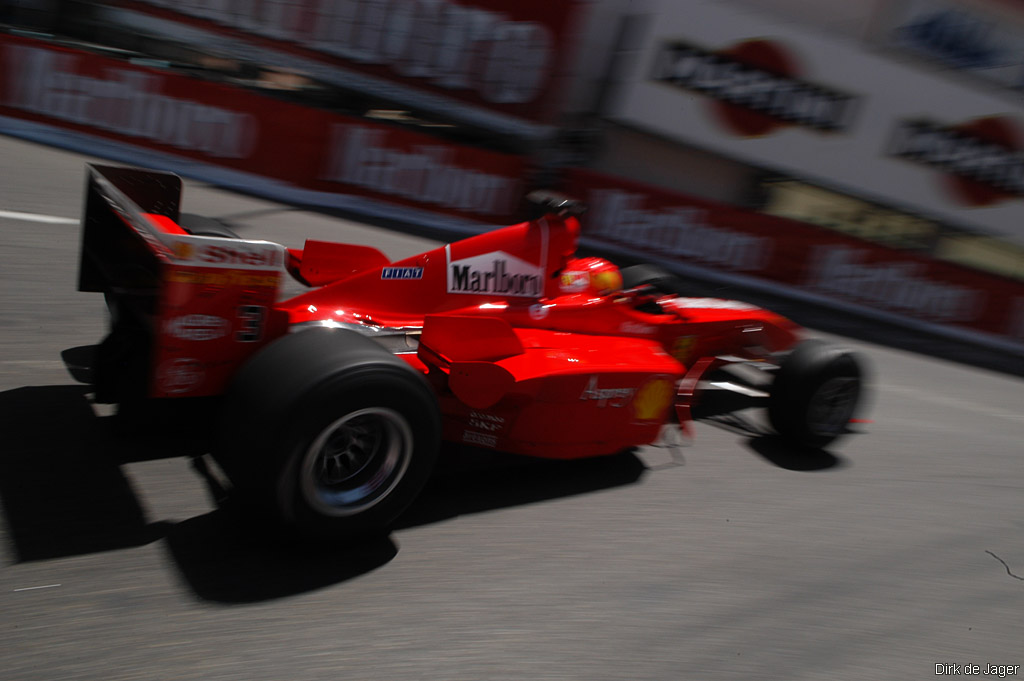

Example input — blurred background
[3,0,1024,352]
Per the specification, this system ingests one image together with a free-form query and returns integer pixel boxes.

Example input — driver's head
[559,257,622,297]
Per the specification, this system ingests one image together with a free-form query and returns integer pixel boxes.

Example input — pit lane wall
[2,30,1024,355]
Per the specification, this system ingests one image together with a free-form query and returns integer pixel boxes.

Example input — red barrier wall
[566,168,1024,344]
[0,33,526,222]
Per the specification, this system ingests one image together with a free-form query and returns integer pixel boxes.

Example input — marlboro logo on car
[447,251,543,297]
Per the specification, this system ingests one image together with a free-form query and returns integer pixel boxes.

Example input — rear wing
[80,164,287,400]
[79,165,183,300]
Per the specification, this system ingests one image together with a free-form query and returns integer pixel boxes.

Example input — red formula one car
[78,165,865,537]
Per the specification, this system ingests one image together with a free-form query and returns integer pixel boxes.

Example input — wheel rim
[299,407,413,517]
[806,376,859,436]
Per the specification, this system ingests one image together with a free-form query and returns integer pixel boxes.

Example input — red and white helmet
[558,257,623,297]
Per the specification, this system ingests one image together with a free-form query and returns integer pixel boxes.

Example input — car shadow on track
[162,448,646,602]
[0,384,168,563]
[0,383,647,602]
[162,509,399,603]
[0,383,397,601]
[745,436,844,471]
[697,411,848,471]
[396,445,647,531]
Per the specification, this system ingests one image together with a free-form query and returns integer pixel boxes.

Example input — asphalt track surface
[2,135,1023,681]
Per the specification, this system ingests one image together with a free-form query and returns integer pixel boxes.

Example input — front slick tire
[217,328,440,540]
[768,340,864,450]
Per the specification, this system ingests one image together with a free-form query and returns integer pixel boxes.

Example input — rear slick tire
[215,328,441,539]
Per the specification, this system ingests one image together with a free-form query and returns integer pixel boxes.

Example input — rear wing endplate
[79,164,287,400]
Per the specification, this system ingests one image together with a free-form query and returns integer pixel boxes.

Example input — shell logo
[633,377,674,421]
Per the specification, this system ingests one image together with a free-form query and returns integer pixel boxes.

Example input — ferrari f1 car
[78,165,865,537]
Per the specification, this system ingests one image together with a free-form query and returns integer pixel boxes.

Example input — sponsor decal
[586,189,771,271]
[235,304,267,342]
[620,321,657,335]
[651,39,858,136]
[4,44,256,158]
[580,376,634,407]
[322,125,520,217]
[164,314,229,341]
[633,378,674,422]
[888,116,1024,206]
[166,269,280,287]
[808,245,982,322]
[381,266,424,280]
[448,250,543,297]
[167,238,284,270]
[468,411,506,433]
[671,336,698,365]
[559,270,590,294]
[198,244,282,268]
[528,303,550,320]
[157,357,205,394]
[463,430,498,448]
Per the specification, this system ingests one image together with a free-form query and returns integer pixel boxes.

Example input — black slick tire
[768,339,864,450]
[215,328,441,539]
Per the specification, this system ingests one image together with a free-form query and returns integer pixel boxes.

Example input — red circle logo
[945,116,1021,207]
[712,40,800,137]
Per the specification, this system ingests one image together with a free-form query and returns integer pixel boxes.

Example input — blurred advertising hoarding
[92,0,587,135]
[0,33,525,222]
[872,0,1024,94]
[567,168,1024,347]
[609,0,1024,246]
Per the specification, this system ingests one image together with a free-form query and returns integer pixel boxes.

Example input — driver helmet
[559,257,623,296]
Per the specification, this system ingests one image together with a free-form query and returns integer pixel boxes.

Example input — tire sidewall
[215,329,441,539]
[271,364,440,538]
[769,341,863,449]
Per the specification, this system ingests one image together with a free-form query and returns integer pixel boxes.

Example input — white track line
[881,383,1024,425]
[0,210,78,224]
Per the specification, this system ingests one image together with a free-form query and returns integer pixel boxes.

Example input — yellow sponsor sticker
[633,377,674,421]
[167,269,280,287]
[671,335,697,365]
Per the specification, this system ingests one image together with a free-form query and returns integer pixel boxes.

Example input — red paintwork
[136,214,285,398]
[271,213,801,458]
[102,184,801,459]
